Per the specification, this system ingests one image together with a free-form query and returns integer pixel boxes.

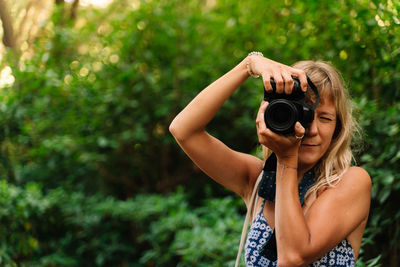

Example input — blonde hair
[262,60,360,199]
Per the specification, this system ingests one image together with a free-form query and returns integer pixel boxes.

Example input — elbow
[169,120,179,138]
[169,119,185,142]
[278,252,307,267]
[169,117,204,143]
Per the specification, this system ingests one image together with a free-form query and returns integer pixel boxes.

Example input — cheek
[321,126,336,151]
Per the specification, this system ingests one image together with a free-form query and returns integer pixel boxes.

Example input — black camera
[263,76,320,135]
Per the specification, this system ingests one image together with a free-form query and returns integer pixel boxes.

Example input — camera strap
[306,76,320,110]
[257,153,315,262]
[258,153,315,205]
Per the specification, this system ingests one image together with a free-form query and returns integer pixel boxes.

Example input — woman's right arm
[169,55,307,204]
[169,57,263,203]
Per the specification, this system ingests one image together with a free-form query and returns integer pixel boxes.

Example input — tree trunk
[0,0,16,48]
[70,0,80,20]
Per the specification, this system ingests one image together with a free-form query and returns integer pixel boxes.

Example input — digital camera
[263,76,320,135]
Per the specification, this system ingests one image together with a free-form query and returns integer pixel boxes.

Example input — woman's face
[299,96,337,169]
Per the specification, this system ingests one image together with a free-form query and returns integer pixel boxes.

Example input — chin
[298,151,320,168]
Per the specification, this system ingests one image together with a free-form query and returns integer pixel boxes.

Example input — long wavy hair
[262,60,360,199]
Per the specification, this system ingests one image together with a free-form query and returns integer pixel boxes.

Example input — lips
[301,143,319,146]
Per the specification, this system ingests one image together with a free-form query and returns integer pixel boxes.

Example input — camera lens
[264,99,298,134]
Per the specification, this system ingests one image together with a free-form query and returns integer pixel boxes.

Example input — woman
[169,52,371,266]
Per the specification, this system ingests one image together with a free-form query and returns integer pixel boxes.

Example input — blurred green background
[0,0,399,266]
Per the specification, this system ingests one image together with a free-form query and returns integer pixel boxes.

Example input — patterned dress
[244,199,356,267]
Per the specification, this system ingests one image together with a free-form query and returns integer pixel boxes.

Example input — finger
[258,123,275,145]
[258,125,284,147]
[262,73,273,92]
[256,101,269,126]
[272,71,284,94]
[294,122,306,140]
[282,72,294,94]
[292,68,308,92]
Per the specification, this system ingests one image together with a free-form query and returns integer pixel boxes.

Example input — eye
[320,116,333,121]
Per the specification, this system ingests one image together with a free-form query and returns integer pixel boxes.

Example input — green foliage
[0,0,399,265]
[0,182,244,266]
[0,180,127,266]
[355,98,400,263]
[127,189,244,266]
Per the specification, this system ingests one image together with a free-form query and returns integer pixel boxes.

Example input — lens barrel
[263,76,320,135]
[264,99,299,134]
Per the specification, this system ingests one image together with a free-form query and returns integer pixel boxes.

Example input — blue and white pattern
[245,200,356,267]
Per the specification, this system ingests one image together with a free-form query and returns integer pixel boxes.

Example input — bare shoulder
[245,155,264,186]
[328,166,372,208]
[314,166,371,208]
[340,166,372,191]
[248,155,264,180]
[242,155,264,205]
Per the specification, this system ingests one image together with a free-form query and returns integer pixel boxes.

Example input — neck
[297,162,315,182]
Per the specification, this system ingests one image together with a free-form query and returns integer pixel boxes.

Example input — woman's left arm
[276,165,371,266]
[256,102,371,266]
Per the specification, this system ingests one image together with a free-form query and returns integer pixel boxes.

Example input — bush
[133,189,245,266]
[0,182,245,266]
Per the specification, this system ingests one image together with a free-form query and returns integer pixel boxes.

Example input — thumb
[294,122,305,138]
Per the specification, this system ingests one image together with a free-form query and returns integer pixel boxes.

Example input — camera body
[263,77,320,135]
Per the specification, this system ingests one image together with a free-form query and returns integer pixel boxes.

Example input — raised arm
[169,56,261,203]
[169,54,308,205]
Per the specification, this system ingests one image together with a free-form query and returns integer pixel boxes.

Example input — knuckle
[260,129,269,136]
[297,69,306,76]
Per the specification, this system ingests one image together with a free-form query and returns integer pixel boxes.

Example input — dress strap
[260,198,266,209]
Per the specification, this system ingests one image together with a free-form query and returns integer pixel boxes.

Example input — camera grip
[264,77,302,102]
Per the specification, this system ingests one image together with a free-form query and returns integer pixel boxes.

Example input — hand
[256,101,306,166]
[247,55,308,94]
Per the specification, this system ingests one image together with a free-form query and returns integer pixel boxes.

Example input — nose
[306,117,318,137]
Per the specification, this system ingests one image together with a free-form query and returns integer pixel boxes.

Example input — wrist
[246,51,263,78]
[277,161,298,171]
[276,155,298,169]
